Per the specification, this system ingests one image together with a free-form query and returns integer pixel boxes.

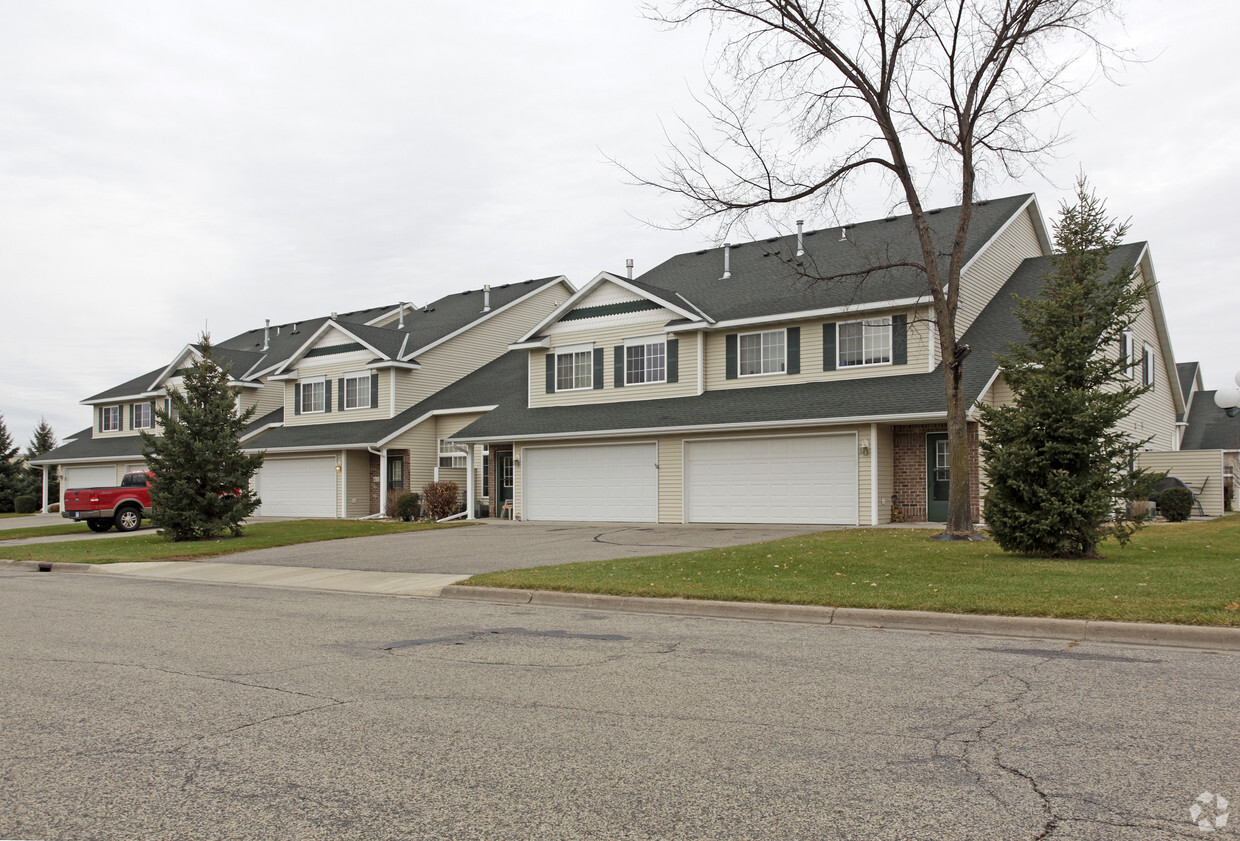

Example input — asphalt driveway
[215,520,831,575]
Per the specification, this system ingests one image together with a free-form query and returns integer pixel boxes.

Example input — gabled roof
[516,272,701,343]
[84,367,167,403]
[1176,361,1201,422]
[1181,392,1240,451]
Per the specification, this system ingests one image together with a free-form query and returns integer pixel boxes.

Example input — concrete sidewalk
[6,558,1240,651]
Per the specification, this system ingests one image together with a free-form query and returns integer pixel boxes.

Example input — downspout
[339,450,346,519]
[870,423,879,525]
[452,443,475,521]
[364,446,388,518]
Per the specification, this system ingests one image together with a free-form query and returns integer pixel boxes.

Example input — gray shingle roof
[28,429,147,464]
[629,194,1036,323]
[84,367,167,402]
[450,242,1148,442]
[1181,392,1240,451]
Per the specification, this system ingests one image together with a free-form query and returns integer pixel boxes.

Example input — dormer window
[101,405,121,432]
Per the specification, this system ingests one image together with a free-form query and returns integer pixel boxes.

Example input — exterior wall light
[1213,370,1240,418]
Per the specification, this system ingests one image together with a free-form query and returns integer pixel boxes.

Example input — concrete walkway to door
[211,520,831,576]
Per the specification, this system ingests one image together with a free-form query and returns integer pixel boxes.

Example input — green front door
[927,433,950,522]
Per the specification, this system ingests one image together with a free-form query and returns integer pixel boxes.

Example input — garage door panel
[257,457,337,518]
[685,436,857,525]
[63,466,118,489]
[524,444,657,523]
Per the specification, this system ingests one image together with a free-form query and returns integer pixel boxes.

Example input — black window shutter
[593,348,604,390]
[786,328,800,375]
[545,353,556,393]
[164,398,170,417]
[725,334,738,379]
[667,338,679,383]
[338,378,345,411]
[129,404,134,429]
[294,384,301,415]
[371,372,380,408]
[892,314,908,365]
[324,379,333,413]
[98,409,103,433]
[823,323,837,371]
[614,346,625,388]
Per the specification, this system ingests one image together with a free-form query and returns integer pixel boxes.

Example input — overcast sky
[2,0,1237,448]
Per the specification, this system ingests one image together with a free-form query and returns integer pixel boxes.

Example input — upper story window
[555,344,594,391]
[1120,331,1136,378]
[101,405,121,432]
[438,439,465,469]
[738,329,785,376]
[300,377,326,413]
[342,371,370,410]
[1142,343,1155,388]
[838,317,892,367]
[625,336,666,385]
[132,402,154,430]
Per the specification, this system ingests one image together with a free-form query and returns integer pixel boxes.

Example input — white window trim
[438,438,466,469]
[624,334,668,386]
[101,405,121,432]
[837,317,894,369]
[737,328,787,378]
[300,376,326,414]
[1121,331,1136,379]
[1142,342,1155,388]
[555,342,595,391]
[132,402,154,430]
[342,370,370,411]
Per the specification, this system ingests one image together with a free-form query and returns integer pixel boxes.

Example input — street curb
[441,585,1240,651]
[3,559,96,574]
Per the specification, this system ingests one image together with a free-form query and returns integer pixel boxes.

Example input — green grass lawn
[465,515,1240,626]
[1,519,464,564]
[0,523,110,540]
[0,512,39,520]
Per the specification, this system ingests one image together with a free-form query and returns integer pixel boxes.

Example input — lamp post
[1213,370,1240,418]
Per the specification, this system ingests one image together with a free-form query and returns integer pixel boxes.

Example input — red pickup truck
[62,471,153,532]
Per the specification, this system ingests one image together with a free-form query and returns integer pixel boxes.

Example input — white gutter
[368,445,388,517]
[665,296,927,333]
[453,443,475,521]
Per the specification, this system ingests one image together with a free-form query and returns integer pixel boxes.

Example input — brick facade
[368,449,411,516]
[891,423,981,523]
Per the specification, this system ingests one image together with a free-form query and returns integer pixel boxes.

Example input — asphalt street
[3,568,1236,840]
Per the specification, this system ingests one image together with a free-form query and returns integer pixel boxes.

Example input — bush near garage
[394,492,421,522]
[421,482,459,521]
[14,495,37,514]
[1158,487,1193,522]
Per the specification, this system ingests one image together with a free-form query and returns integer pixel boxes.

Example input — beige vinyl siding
[875,424,894,524]
[513,424,867,524]
[93,405,131,439]
[242,383,284,419]
[385,421,438,499]
[704,308,933,392]
[436,413,487,501]
[1138,450,1225,517]
[284,356,391,426]
[955,206,1045,335]
[395,285,567,410]
[529,323,699,408]
[344,450,370,517]
[1114,266,1178,452]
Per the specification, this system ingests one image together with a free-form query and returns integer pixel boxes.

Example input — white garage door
[685,435,858,525]
[62,465,118,490]
[256,457,337,517]
[523,443,658,522]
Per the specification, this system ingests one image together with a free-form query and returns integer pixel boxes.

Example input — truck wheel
[114,508,141,532]
[86,519,113,532]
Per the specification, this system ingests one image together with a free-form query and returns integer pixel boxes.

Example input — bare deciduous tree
[634,0,1124,536]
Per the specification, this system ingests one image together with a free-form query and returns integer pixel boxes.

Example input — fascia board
[514,273,701,344]
[670,296,927,333]
[148,345,200,392]
[376,405,499,447]
[404,277,574,361]
[365,360,420,370]
[272,320,388,375]
[239,421,284,443]
[81,390,165,406]
[449,410,948,444]
[31,453,146,465]
[959,195,1044,279]
[509,339,551,350]
[242,443,375,454]
[967,368,1004,419]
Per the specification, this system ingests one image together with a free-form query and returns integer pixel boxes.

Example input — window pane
[838,319,891,366]
[738,333,762,375]
[645,342,665,381]
[626,345,646,384]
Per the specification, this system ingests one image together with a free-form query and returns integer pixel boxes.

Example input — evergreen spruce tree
[23,418,59,503]
[0,412,19,512]
[978,180,1159,558]
[140,334,264,541]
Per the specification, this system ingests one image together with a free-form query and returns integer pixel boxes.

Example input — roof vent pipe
[720,244,732,280]
[263,319,270,351]
[796,220,805,256]
[839,226,848,242]
[482,285,491,313]
[291,322,299,335]
[626,258,634,279]
[397,302,409,329]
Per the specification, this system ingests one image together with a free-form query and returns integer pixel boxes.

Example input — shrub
[14,495,37,514]
[48,503,60,513]
[394,492,421,522]
[421,481,460,521]
[1158,487,1193,522]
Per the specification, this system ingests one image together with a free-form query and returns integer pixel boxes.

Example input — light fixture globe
[1215,386,1240,414]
